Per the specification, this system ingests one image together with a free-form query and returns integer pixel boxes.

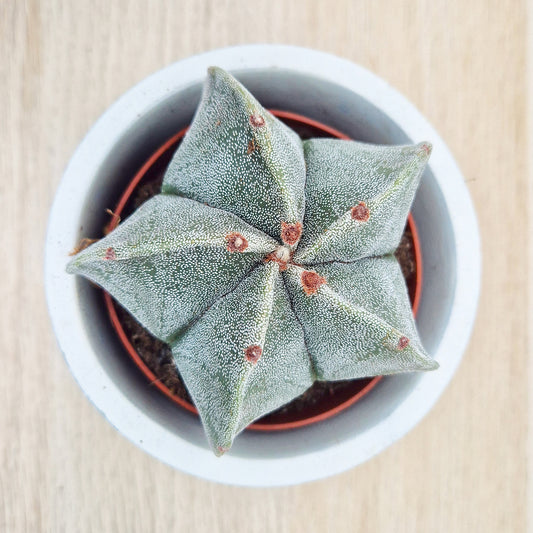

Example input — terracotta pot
[103,110,424,431]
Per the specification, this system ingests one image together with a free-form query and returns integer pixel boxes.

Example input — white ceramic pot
[45,45,481,487]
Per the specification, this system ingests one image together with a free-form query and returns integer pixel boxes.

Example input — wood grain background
[1,1,530,531]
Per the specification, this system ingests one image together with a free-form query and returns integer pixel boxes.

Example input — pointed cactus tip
[207,65,223,76]
[418,142,432,157]
[216,445,230,457]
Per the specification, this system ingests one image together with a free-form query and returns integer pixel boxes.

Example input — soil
[107,116,419,426]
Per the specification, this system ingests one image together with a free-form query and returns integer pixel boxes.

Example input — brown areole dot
[397,336,410,350]
[420,143,432,156]
[281,222,302,246]
[226,232,248,253]
[249,113,265,127]
[245,345,262,363]
[246,139,257,155]
[104,247,116,260]
[301,270,326,295]
[351,201,370,222]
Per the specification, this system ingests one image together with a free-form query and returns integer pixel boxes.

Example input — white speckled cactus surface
[67,67,438,455]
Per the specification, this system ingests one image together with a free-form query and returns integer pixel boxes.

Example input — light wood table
[1,1,530,531]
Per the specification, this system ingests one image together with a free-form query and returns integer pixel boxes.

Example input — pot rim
[102,109,423,432]
[45,45,481,487]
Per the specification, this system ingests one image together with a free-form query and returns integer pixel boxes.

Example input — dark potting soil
[107,117,419,426]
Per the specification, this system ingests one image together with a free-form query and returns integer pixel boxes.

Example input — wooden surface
[1,1,530,531]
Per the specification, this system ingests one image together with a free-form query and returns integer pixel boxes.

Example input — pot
[102,110,423,431]
[45,45,481,487]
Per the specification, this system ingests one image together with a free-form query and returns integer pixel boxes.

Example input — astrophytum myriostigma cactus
[67,67,438,455]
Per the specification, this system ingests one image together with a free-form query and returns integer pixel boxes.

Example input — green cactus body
[67,67,438,455]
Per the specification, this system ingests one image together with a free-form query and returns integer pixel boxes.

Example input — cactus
[67,67,438,455]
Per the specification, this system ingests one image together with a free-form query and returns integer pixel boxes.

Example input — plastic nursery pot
[101,110,424,432]
[45,45,481,487]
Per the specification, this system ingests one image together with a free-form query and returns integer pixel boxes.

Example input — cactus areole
[67,67,438,456]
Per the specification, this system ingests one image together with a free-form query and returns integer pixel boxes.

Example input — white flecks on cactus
[67,195,278,342]
[162,66,306,242]
[172,262,313,454]
[294,139,431,264]
[282,260,437,381]
[67,67,438,455]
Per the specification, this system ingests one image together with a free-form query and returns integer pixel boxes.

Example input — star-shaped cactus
[67,67,438,455]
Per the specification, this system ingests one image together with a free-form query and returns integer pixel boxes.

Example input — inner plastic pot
[101,110,423,431]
